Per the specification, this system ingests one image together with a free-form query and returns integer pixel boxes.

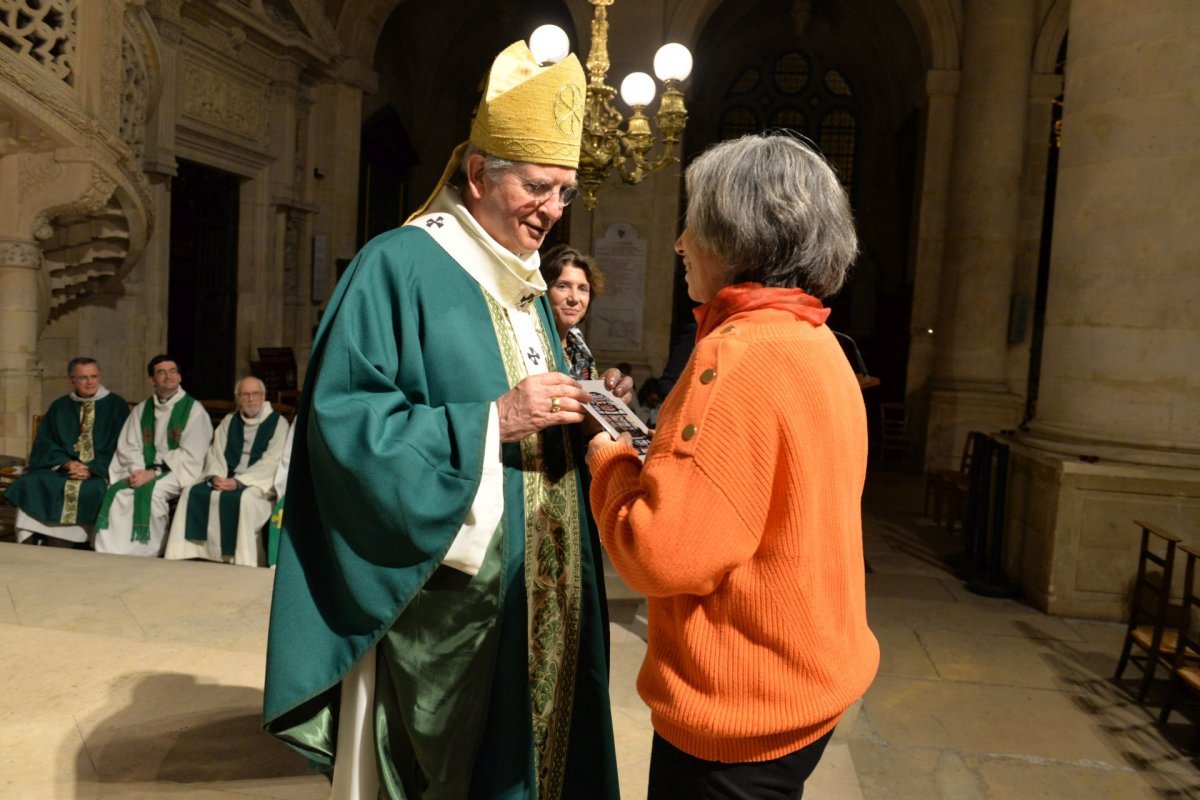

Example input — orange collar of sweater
[693,283,830,340]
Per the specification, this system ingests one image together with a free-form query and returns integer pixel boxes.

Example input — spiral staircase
[0,0,158,321]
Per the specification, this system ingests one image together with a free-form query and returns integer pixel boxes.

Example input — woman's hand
[586,430,632,468]
[601,367,634,402]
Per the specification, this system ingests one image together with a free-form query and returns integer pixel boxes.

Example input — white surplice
[164,404,289,567]
[93,389,213,557]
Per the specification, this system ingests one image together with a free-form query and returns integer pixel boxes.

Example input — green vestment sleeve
[264,227,509,742]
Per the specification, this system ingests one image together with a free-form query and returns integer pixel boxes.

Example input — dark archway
[1021,34,1068,430]
[364,0,576,225]
[357,106,419,249]
[168,161,240,400]
[674,0,925,405]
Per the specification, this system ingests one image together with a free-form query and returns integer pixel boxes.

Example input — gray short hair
[233,375,266,399]
[450,144,522,192]
[683,133,858,299]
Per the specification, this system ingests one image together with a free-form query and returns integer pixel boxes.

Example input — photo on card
[580,380,653,460]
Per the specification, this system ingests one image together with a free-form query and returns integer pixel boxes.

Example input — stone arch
[335,0,402,65]
[665,0,960,70]
[893,0,961,69]
[1033,0,1069,74]
[664,0,725,48]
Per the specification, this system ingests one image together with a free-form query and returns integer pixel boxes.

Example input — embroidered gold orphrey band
[482,289,582,800]
[60,400,96,524]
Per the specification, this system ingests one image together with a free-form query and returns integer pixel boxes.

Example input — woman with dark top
[540,244,606,380]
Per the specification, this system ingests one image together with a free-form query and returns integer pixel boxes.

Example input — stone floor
[1,471,1198,799]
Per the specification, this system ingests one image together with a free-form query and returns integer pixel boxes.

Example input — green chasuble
[184,411,281,556]
[264,226,618,799]
[6,392,129,525]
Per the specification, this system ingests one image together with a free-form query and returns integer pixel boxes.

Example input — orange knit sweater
[589,286,879,763]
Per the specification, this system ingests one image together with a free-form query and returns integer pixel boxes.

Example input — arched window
[713,50,860,201]
[719,107,759,140]
[728,67,761,94]
[824,69,852,96]
[773,52,810,94]
[819,110,856,189]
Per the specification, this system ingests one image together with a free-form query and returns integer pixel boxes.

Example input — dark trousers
[647,728,835,800]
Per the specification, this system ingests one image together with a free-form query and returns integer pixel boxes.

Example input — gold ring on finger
[550,396,561,413]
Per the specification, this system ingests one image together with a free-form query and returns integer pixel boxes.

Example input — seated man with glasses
[164,376,289,567]
[94,354,213,557]
[6,357,129,548]
[264,40,629,800]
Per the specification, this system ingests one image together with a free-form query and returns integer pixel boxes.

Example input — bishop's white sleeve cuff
[440,403,504,576]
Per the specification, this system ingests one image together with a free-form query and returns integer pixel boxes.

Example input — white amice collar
[240,401,274,427]
[406,186,547,310]
[154,388,187,409]
[70,386,111,403]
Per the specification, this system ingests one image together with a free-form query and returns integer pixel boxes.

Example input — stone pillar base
[926,386,1022,470]
[1005,439,1200,621]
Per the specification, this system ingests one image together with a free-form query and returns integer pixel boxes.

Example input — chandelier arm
[574,0,689,205]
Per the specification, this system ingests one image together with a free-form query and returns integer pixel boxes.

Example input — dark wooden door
[168,161,240,401]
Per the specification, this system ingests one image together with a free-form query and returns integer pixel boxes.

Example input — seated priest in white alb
[164,376,289,567]
[7,357,129,547]
[93,355,213,557]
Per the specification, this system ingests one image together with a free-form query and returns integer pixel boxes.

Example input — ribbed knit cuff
[587,442,643,501]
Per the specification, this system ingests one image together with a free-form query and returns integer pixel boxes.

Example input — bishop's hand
[497,372,589,442]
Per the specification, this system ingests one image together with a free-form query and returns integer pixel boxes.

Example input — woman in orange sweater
[586,133,879,799]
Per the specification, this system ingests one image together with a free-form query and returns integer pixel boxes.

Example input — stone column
[0,239,43,457]
[905,69,960,452]
[1005,0,1200,620]
[1026,3,1200,466]
[303,62,372,380]
[926,0,1038,469]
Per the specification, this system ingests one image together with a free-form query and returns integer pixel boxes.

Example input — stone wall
[1006,443,1200,620]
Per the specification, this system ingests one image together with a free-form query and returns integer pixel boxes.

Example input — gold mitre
[470,40,586,167]
[407,41,585,222]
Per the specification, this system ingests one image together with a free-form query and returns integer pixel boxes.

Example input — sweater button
[699,368,717,384]
[682,424,697,441]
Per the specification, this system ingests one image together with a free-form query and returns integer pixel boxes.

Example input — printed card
[580,380,653,460]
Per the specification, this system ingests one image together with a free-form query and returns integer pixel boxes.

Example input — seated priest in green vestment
[93,355,213,558]
[6,357,129,547]
[264,40,633,800]
[164,376,290,567]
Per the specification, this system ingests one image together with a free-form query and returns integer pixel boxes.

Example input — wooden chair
[276,388,301,406]
[878,401,914,467]
[1160,544,1200,733]
[0,414,41,495]
[200,399,235,427]
[924,432,975,532]
[1114,520,1184,701]
[273,402,296,424]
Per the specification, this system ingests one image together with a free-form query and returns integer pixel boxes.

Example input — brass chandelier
[529,0,693,210]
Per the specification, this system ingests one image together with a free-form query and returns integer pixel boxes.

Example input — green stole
[96,395,197,542]
[266,498,285,567]
[59,400,96,524]
[481,291,583,799]
[371,294,583,800]
[184,412,280,556]
[412,188,583,798]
